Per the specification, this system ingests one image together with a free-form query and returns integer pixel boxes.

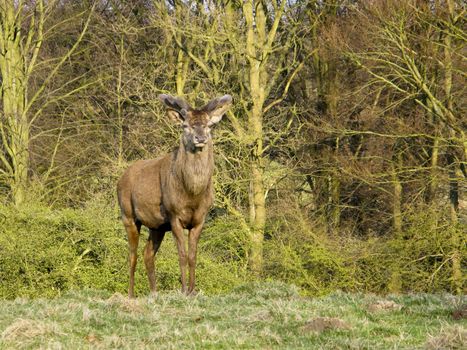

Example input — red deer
[117,94,232,297]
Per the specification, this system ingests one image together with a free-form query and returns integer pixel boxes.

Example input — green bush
[0,201,246,299]
[0,199,462,299]
[354,205,466,294]
[262,199,464,296]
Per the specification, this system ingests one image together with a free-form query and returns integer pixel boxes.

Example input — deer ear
[203,95,232,125]
[158,94,190,124]
[166,109,187,124]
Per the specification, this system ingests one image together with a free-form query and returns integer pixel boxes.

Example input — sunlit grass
[0,282,465,349]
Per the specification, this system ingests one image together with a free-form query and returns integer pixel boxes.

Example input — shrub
[0,201,246,299]
[262,199,464,296]
[0,199,462,299]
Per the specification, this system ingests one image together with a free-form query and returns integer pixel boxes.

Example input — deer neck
[174,139,214,195]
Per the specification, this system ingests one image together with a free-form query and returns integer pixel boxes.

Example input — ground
[0,282,465,349]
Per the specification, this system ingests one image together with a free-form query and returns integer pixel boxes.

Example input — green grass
[0,282,465,349]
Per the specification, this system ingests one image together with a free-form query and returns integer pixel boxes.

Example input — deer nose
[194,136,207,144]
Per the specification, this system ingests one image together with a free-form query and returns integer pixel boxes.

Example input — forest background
[0,0,465,299]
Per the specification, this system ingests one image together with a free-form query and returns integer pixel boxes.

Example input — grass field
[0,282,465,349]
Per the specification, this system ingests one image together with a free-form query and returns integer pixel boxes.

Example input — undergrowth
[0,198,464,299]
[0,201,245,299]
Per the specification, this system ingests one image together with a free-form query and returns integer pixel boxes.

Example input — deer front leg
[171,218,188,293]
[188,224,203,295]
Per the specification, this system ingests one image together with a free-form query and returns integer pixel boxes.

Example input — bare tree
[0,1,92,205]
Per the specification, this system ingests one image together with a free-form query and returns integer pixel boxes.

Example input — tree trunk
[249,159,266,274]
[448,153,461,294]
[0,2,30,206]
[392,161,402,236]
[116,34,124,168]
[243,0,267,274]
[175,49,189,96]
[246,56,266,274]
[389,153,403,293]
[310,17,340,232]
[328,137,340,233]
[427,136,439,203]
[444,0,462,294]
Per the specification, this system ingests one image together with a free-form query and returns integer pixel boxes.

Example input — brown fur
[117,94,231,297]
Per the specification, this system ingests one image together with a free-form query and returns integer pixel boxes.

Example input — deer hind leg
[123,217,141,298]
[144,228,165,295]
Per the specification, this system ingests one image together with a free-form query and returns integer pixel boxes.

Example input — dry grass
[426,325,467,350]
[104,292,146,313]
[0,283,465,349]
[1,319,61,341]
[302,317,351,333]
[367,300,403,313]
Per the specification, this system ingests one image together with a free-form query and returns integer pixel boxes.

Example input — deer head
[158,94,232,152]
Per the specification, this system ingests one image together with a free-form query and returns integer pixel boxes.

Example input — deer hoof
[187,290,198,297]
